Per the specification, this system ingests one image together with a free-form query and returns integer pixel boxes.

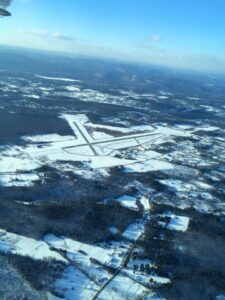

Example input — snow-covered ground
[0,227,153,299]
[36,75,82,82]
[160,212,190,232]
[100,273,150,299]
[139,196,151,211]
[124,160,174,173]
[122,219,146,241]
[55,266,99,300]
[167,215,189,232]
[0,113,197,187]
[55,266,152,300]
[0,173,40,187]
[0,230,67,262]
[123,268,170,287]
[23,134,76,143]
[159,179,196,193]
[116,195,138,211]
[44,234,124,269]
[44,232,159,299]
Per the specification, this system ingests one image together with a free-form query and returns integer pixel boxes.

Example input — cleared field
[0,113,199,187]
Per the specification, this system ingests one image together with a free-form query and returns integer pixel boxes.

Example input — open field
[0,48,225,299]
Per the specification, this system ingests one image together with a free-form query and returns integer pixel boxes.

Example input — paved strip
[72,121,98,155]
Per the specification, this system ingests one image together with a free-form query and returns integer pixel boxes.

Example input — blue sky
[1,0,225,72]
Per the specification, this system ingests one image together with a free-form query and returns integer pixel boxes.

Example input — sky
[1,0,225,73]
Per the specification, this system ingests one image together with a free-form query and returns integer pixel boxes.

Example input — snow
[91,131,114,140]
[157,96,169,100]
[0,173,40,187]
[102,273,150,300]
[159,179,196,193]
[139,196,151,211]
[124,160,174,173]
[44,234,122,268]
[36,75,81,82]
[160,179,214,196]
[0,113,201,184]
[47,293,63,300]
[192,180,213,190]
[193,125,219,132]
[186,97,200,100]
[55,266,98,300]
[122,220,146,241]
[86,122,155,134]
[216,295,225,300]
[26,94,40,99]
[173,124,193,130]
[64,86,81,92]
[201,192,213,200]
[128,258,151,268]
[39,87,53,91]
[0,156,40,173]
[23,134,76,143]
[101,138,139,150]
[0,229,67,262]
[116,195,138,211]
[62,145,95,156]
[73,168,110,180]
[167,215,189,232]
[108,226,119,235]
[155,126,192,138]
[124,268,170,287]
[135,150,161,160]
[67,252,111,285]
[70,115,94,143]
[87,156,134,169]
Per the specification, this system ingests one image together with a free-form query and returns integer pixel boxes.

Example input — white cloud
[134,36,166,56]
[52,32,76,41]
[150,34,161,43]
[20,29,76,42]
[6,28,225,74]
[20,29,48,38]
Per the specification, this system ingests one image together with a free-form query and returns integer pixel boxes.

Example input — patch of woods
[0,185,141,298]
[41,199,139,242]
[142,203,225,300]
[0,197,139,243]
[0,253,67,299]
[0,110,72,145]
[6,254,65,294]
[0,167,134,203]
[0,254,44,300]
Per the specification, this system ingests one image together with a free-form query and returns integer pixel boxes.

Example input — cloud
[150,34,161,43]
[20,29,76,42]
[174,54,225,73]
[138,50,225,73]
[134,37,166,55]
[20,29,48,38]
[14,29,225,74]
[52,32,76,41]
[134,34,165,55]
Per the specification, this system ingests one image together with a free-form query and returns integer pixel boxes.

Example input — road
[64,128,161,151]
[72,121,98,155]
[91,233,147,300]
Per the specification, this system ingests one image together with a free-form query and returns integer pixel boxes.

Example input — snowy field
[0,228,157,299]
[0,229,67,262]
[0,113,204,187]
[44,232,160,300]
